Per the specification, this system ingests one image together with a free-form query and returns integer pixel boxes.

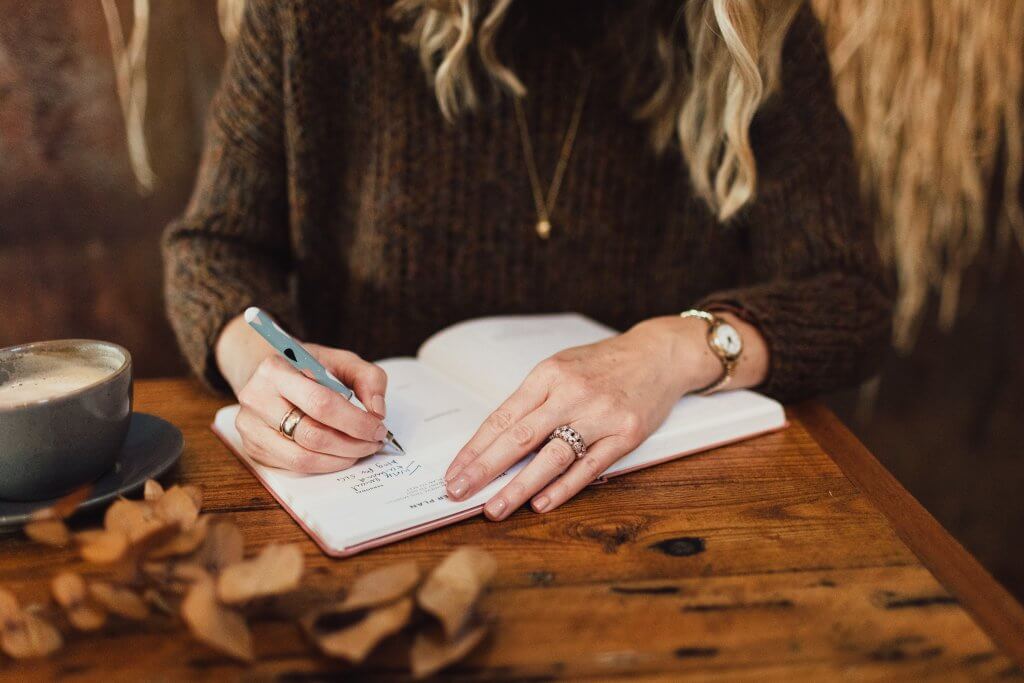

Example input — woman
[164,0,891,521]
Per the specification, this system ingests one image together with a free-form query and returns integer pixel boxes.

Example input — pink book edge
[211,419,788,558]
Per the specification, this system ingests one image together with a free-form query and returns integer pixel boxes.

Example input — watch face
[712,323,742,359]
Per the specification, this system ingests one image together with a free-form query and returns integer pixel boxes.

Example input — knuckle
[357,412,381,439]
[546,441,577,470]
[458,445,481,463]
[547,482,569,505]
[237,384,255,406]
[509,421,535,446]
[488,410,514,433]
[619,411,646,442]
[254,357,275,379]
[578,455,604,480]
[590,393,617,415]
[502,481,526,503]
[298,424,329,453]
[536,357,560,375]
[304,387,334,419]
[288,450,319,473]
[465,461,491,484]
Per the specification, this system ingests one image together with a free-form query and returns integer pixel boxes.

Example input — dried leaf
[155,485,201,529]
[308,598,413,663]
[143,479,165,501]
[181,574,253,662]
[194,519,244,574]
[0,588,19,621]
[104,499,167,543]
[51,484,92,519]
[338,561,420,612]
[410,623,488,679]
[150,515,210,559]
[75,529,129,564]
[24,517,71,547]
[181,485,203,511]
[89,582,148,620]
[0,611,63,659]
[417,547,497,639]
[129,522,182,559]
[143,588,174,616]
[51,572,106,631]
[0,590,63,659]
[217,543,303,604]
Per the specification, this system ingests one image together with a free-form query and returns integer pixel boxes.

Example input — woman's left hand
[444,316,719,519]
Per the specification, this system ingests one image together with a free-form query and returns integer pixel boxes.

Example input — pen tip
[392,438,405,453]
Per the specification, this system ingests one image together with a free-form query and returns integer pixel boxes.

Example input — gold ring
[279,407,305,440]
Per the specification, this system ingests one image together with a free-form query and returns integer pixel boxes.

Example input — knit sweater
[163,0,892,402]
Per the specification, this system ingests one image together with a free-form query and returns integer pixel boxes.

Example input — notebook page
[213,358,527,552]
[417,313,615,407]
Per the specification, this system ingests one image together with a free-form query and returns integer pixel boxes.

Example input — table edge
[793,401,1024,667]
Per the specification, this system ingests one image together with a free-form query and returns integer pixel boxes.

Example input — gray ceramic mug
[0,340,133,501]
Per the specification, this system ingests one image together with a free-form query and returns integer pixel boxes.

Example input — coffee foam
[0,351,120,407]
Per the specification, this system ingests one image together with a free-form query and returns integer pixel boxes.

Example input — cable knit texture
[163,0,892,402]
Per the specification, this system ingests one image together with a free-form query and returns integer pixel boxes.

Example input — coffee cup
[0,340,133,501]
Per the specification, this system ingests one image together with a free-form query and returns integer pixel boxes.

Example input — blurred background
[2,2,1022,598]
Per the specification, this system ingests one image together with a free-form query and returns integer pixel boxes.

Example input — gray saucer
[0,412,183,527]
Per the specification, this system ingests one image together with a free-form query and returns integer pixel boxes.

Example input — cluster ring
[548,425,588,458]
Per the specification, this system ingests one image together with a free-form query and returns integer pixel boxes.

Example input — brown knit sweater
[163,0,891,402]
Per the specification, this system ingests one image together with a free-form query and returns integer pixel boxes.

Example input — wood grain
[0,379,1020,680]
[795,400,1024,667]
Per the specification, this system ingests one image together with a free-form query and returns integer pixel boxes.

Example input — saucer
[0,412,184,527]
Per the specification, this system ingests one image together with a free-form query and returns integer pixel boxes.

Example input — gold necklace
[512,74,591,240]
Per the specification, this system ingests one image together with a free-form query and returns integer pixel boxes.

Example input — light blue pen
[244,307,404,452]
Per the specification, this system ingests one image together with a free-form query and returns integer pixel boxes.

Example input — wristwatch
[680,309,743,395]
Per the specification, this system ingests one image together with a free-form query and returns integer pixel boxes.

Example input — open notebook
[212,313,786,557]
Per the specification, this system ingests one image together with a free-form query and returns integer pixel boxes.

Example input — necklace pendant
[536,220,552,239]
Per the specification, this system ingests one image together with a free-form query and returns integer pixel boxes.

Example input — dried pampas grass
[811,0,1024,347]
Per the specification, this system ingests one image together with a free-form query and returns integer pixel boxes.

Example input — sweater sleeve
[697,5,892,402]
[162,0,299,392]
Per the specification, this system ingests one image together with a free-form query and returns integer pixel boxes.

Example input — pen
[243,307,404,453]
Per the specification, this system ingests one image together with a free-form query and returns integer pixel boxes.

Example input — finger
[483,434,579,521]
[447,402,574,502]
[530,437,630,513]
[291,415,382,460]
[236,410,357,474]
[240,388,380,459]
[264,356,386,442]
[310,345,389,418]
[444,378,548,483]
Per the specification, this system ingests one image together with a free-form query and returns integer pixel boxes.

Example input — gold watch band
[680,309,735,395]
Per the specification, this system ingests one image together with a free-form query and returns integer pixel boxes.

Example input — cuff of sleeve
[696,275,890,402]
[164,238,301,395]
[697,288,794,400]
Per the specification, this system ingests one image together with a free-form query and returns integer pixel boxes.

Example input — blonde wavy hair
[389,0,802,221]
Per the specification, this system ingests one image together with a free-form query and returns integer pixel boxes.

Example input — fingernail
[485,498,507,520]
[374,424,387,441]
[533,496,550,513]
[444,467,461,483]
[370,394,386,418]
[447,476,469,499]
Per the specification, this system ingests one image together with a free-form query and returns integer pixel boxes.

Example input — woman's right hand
[216,315,389,474]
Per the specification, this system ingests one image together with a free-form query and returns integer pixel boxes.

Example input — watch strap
[680,309,735,395]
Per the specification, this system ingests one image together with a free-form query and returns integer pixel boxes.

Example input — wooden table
[3,379,1023,680]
